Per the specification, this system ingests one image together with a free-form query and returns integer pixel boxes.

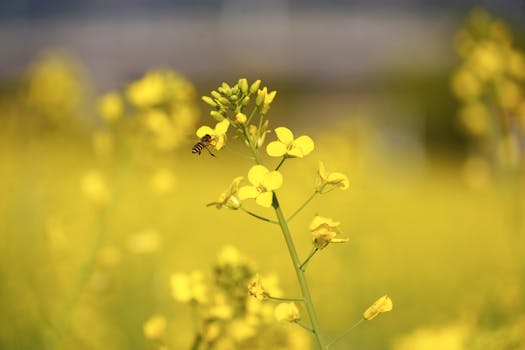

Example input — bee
[192,134,215,157]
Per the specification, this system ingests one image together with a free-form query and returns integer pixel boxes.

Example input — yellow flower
[238,165,283,208]
[143,314,167,340]
[81,170,110,205]
[309,215,349,249]
[274,302,300,322]
[235,112,247,124]
[458,102,490,136]
[126,71,165,108]
[266,127,315,158]
[248,274,269,301]
[207,176,243,210]
[170,271,207,303]
[363,295,393,320]
[196,119,230,151]
[97,92,123,123]
[316,161,349,193]
[451,67,481,101]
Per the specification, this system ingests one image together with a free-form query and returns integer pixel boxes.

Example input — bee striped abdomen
[192,142,205,154]
[192,134,215,156]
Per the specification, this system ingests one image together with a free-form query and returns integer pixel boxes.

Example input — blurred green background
[1,1,525,349]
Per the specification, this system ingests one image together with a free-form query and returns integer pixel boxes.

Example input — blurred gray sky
[0,0,523,89]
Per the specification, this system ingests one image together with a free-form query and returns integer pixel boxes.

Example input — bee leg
[205,147,216,157]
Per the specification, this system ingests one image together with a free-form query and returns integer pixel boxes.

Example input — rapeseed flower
[238,165,283,208]
[248,274,269,301]
[207,177,243,210]
[266,127,314,158]
[363,295,393,320]
[143,314,167,340]
[316,161,349,193]
[196,119,230,151]
[81,170,110,205]
[97,91,123,123]
[309,215,348,249]
[274,302,300,322]
[170,271,207,303]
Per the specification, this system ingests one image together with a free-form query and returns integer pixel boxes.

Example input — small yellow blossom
[248,274,269,301]
[316,161,349,193]
[238,165,283,208]
[216,245,245,266]
[196,119,230,151]
[208,293,234,320]
[363,295,393,320]
[309,215,349,249]
[235,112,247,124]
[97,92,123,123]
[451,67,481,101]
[458,102,490,136]
[170,271,207,303]
[81,170,110,205]
[274,302,300,322]
[126,71,165,108]
[266,127,314,158]
[143,314,167,340]
[207,176,243,210]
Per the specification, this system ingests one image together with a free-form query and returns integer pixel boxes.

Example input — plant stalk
[272,193,326,349]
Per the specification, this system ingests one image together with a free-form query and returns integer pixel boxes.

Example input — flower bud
[241,96,250,106]
[235,113,247,124]
[201,96,217,107]
[210,110,225,121]
[275,303,300,322]
[211,90,221,99]
[250,80,261,94]
[238,78,249,94]
[255,88,266,106]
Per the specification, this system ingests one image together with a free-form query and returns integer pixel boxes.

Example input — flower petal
[287,147,305,158]
[318,161,328,180]
[196,126,215,138]
[256,191,274,208]
[262,171,283,191]
[266,141,287,157]
[238,186,259,199]
[327,172,349,189]
[214,135,226,150]
[248,165,269,186]
[274,127,294,144]
[215,119,230,134]
[295,135,314,156]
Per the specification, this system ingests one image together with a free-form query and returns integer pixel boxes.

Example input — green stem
[300,248,319,271]
[327,318,365,348]
[294,320,315,333]
[287,191,319,223]
[275,157,287,171]
[268,295,304,302]
[46,207,108,350]
[241,207,278,224]
[246,105,258,125]
[272,193,326,349]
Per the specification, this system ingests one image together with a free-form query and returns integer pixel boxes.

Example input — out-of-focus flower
[127,71,166,108]
[238,165,283,208]
[458,102,490,136]
[228,319,256,342]
[274,302,300,322]
[309,215,348,249]
[393,323,468,350]
[150,169,176,194]
[170,271,207,303]
[97,92,123,123]
[208,293,234,320]
[248,274,269,301]
[81,170,110,205]
[207,177,243,210]
[451,68,481,101]
[196,119,230,151]
[143,314,167,340]
[266,127,314,158]
[127,229,161,254]
[216,245,244,266]
[363,295,393,320]
[316,161,349,193]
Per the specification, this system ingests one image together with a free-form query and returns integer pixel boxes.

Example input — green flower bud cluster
[201,78,276,127]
